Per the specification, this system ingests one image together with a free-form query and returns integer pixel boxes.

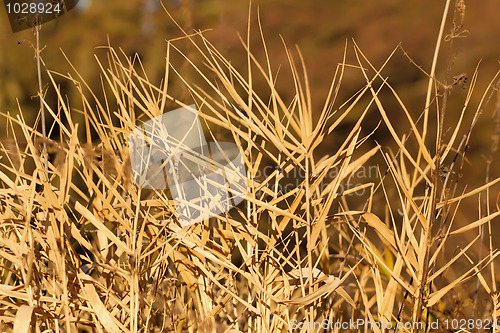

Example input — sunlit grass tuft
[1,3,500,332]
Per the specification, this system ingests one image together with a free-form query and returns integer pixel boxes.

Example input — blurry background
[1,0,499,125]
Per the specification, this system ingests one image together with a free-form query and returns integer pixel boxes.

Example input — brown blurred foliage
[0,0,498,117]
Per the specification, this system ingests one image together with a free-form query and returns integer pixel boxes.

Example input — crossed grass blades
[1,7,500,333]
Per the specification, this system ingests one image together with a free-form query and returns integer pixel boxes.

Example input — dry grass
[1,1,500,332]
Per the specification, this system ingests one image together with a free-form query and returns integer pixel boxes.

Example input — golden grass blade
[73,200,133,256]
[81,282,127,333]
[13,305,34,333]
[427,252,500,307]
[448,211,500,236]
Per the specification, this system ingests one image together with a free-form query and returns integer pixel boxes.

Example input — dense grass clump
[1,1,500,332]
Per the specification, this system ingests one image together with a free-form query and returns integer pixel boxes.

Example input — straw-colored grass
[1,1,500,332]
